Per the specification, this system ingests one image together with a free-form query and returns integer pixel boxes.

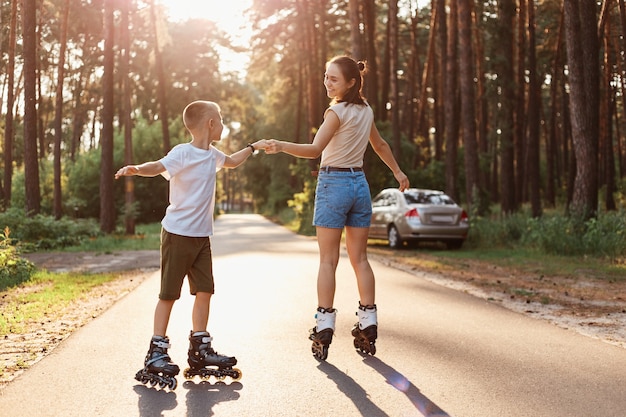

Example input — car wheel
[388,225,403,249]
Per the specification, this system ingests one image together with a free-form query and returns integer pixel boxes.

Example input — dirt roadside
[1,249,625,388]
[1,251,160,388]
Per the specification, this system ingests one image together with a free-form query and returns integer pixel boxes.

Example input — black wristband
[247,143,256,153]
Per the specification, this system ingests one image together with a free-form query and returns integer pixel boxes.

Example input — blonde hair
[182,100,221,131]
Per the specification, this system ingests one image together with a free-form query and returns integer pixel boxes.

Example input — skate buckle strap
[153,340,171,349]
[145,353,170,367]
[201,336,213,343]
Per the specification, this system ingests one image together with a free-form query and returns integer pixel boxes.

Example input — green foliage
[0,228,36,291]
[466,208,626,259]
[0,208,101,251]
[62,222,161,252]
[289,177,316,236]
[65,149,101,218]
[64,117,183,224]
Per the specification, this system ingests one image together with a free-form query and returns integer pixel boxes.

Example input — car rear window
[404,192,455,205]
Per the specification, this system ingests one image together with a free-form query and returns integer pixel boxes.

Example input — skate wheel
[232,368,242,381]
[183,368,193,380]
[313,344,328,361]
[159,380,167,389]
[320,345,329,360]
[169,377,178,390]
[369,342,376,356]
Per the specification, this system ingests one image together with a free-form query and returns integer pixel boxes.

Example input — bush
[0,228,35,291]
[0,208,101,251]
[467,208,626,259]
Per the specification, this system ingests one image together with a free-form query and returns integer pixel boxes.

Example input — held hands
[247,139,281,155]
[250,139,269,152]
[264,139,282,155]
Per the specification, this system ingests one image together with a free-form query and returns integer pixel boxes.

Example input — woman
[265,55,409,360]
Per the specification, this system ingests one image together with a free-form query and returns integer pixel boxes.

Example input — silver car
[368,188,469,249]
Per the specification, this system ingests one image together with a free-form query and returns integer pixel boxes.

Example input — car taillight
[460,210,469,223]
[405,208,419,219]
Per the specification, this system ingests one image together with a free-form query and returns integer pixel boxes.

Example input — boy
[115,100,265,389]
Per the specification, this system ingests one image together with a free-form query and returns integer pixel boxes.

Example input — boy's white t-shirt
[159,143,226,237]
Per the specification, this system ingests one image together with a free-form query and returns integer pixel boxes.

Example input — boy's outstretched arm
[223,139,268,168]
[115,161,165,179]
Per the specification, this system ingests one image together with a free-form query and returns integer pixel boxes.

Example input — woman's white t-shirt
[159,143,226,237]
[320,102,373,168]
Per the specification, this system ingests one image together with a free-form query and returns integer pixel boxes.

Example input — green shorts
[159,228,215,300]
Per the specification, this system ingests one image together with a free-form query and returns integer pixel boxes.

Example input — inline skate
[135,335,180,390]
[351,303,377,356]
[183,331,242,382]
[309,307,336,361]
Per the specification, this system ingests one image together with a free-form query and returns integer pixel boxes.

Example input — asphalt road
[1,214,625,417]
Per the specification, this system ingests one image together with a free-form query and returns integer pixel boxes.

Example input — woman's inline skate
[351,303,377,356]
[183,331,242,382]
[135,335,180,390]
[309,307,336,361]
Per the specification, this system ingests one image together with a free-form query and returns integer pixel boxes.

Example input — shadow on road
[133,381,242,417]
[316,361,389,417]
[183,380,243,417]
[134,384,178,416]
[362,356,450,417]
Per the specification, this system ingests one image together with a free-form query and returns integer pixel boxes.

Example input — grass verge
[366,241,626,284]
[0,270,127,336]
[61,223,161,252]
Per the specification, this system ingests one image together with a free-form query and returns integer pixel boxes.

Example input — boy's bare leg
[192,291,212,332]
[153,299,175,336]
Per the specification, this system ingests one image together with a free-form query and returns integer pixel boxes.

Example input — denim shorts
[313,171,372,229]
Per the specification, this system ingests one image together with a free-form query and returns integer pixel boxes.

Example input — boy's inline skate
[135,335,180,390]
[183,331,242,382]
[309,307,336,361]
[351,303,377,356]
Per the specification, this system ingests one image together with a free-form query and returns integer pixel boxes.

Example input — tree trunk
[414,4,436,168]
[3,0,18,208]
[515,0,527,205]
[618,0,626,179]
[388,0,401,160]
[546,8,565,208]
[362,0,379,114]
[404,2,420,156]
[444,0,459,201]
[434,0,445,163]
[497,0,517,215]
[601,16,616,211]
[349,0,362,59]
[149,0,170,153]
[121,0,135,233]
[563,0,600,219]
[526,0,542,217]
[472,1,489,196]
[53,0,70,220]
[100,0,116,232]
[458,0,480,211]
[22,0,41,215]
